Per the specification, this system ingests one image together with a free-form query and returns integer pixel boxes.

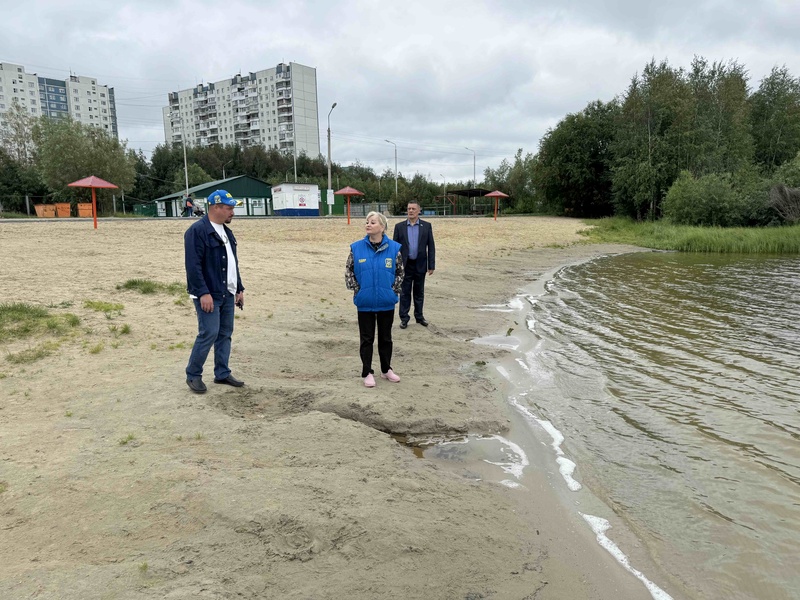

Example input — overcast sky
[2,0,799,185]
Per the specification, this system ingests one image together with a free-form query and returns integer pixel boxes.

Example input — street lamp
[464,147,476,188]
[464,147,476,210]
[440,173,446,199]
[327,102,337,194]
[385,139,398,200]
[222,160,233,180]
[177,115,189,198]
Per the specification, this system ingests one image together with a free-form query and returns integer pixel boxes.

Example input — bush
[663,170,781,227]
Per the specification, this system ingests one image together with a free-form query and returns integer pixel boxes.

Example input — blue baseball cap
[207,189,236,206]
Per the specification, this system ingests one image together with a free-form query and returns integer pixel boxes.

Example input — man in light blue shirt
[393,201,436,328]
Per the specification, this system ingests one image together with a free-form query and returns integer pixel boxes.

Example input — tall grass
[117,279,185,295]
[0,303,80,340]
[580,218,800,253]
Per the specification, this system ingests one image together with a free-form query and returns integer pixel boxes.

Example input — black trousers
[399,259,426,322]
[357,310,394,377]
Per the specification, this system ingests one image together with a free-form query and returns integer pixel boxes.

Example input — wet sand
[0,216,659,599]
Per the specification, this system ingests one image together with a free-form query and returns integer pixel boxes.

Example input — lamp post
[385,139,397,200]
[178,116,189,198]
[464,147,476,188]
[327,102,337,194]
[440,173,446,198]
[222,160,233,180]
[464,146,476,210]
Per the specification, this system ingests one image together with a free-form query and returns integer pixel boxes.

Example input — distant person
[183,196,194,217]
[184,189,245,393]
[345,211,405,387]
[393,200,435,328]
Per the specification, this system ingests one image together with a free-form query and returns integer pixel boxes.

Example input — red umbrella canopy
[67,176,118,189]
[334,186,364,196]
[484,190,509,198]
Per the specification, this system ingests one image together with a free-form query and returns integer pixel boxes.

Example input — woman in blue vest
[345,211,405,387]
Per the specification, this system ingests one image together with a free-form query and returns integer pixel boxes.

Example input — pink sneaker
[364,373,376,387]
[381,369,401,383]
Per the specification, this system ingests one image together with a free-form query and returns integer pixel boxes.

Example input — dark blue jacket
[351,235,401,312]
[393,218,435,274]
[184,215,244,299]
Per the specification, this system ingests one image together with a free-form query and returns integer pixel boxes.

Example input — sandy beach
[0,216,658,599]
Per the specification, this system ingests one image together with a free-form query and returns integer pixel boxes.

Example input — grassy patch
[0,481,8,494]
[0,303,80,340]
[581,217,800,253]
[84,300,124,316]
[117,279,185,296]
[47,301,74,309]
[6,341,60,364]
[88,343,104,354]
[119,433,136,446]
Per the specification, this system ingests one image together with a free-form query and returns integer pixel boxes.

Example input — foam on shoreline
[466,255,675,600]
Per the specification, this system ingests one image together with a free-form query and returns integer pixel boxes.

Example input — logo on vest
[358,258,366,263]
[385,258,392,268]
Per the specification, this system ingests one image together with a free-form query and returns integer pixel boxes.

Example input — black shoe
[399,320,409,329]
[186,377,207,393]
[213,375,245,387]
[417,318,429,327]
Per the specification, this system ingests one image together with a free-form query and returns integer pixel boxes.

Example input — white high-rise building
[162,62,320,157]
[0,62,118,138]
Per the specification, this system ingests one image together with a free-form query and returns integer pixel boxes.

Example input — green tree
[484,149,535,212]
[33,118,136,213]
[0,100,37,166]
[749,66,800,172]
[0,147,48,213]
[612,59,693,220]
[171,163,213,193]
[532,99,619,217]
[686,57,753,175]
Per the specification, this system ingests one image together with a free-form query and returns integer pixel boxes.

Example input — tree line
[517,57,800,225]
[8,56,797,224]
[0,99,474,216]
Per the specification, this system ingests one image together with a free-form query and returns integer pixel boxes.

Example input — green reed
[580,218,800,254]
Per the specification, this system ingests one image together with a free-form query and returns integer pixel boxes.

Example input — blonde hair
[366,211,388,232]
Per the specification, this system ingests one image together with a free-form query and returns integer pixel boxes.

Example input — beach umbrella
[335,186,365,225]
[67,176,119,229]
[484,190,509,221]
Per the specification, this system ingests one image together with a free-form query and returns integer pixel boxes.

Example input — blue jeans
[186,293,235,381]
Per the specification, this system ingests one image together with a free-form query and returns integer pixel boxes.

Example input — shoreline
[1,218,657,599]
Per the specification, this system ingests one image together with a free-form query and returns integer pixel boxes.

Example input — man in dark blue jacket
[184,189,245,393]
[393,200,435,328]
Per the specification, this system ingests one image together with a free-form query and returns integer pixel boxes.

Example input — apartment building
[0,62,118,138]
[162,62,320,157]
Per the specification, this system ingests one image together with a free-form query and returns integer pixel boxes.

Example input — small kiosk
[271,183,320,216]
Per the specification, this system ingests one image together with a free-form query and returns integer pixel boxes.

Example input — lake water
[519,252,800,600]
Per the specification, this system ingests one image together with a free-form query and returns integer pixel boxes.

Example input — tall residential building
[0,62,118,138]
[162,62,320,157]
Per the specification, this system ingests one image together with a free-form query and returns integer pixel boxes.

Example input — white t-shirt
[212,222,238,296]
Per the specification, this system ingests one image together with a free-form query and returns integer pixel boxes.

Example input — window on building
[28,82,34,87]
[31,108,37,114]
[100,92,105,97]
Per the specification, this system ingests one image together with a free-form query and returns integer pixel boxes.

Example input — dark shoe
[417,318,429,327]
[213,375,245,387]
[186,377,207,393]
[399,320,409,329]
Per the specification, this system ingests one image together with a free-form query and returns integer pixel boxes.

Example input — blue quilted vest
[351,235,401,312]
